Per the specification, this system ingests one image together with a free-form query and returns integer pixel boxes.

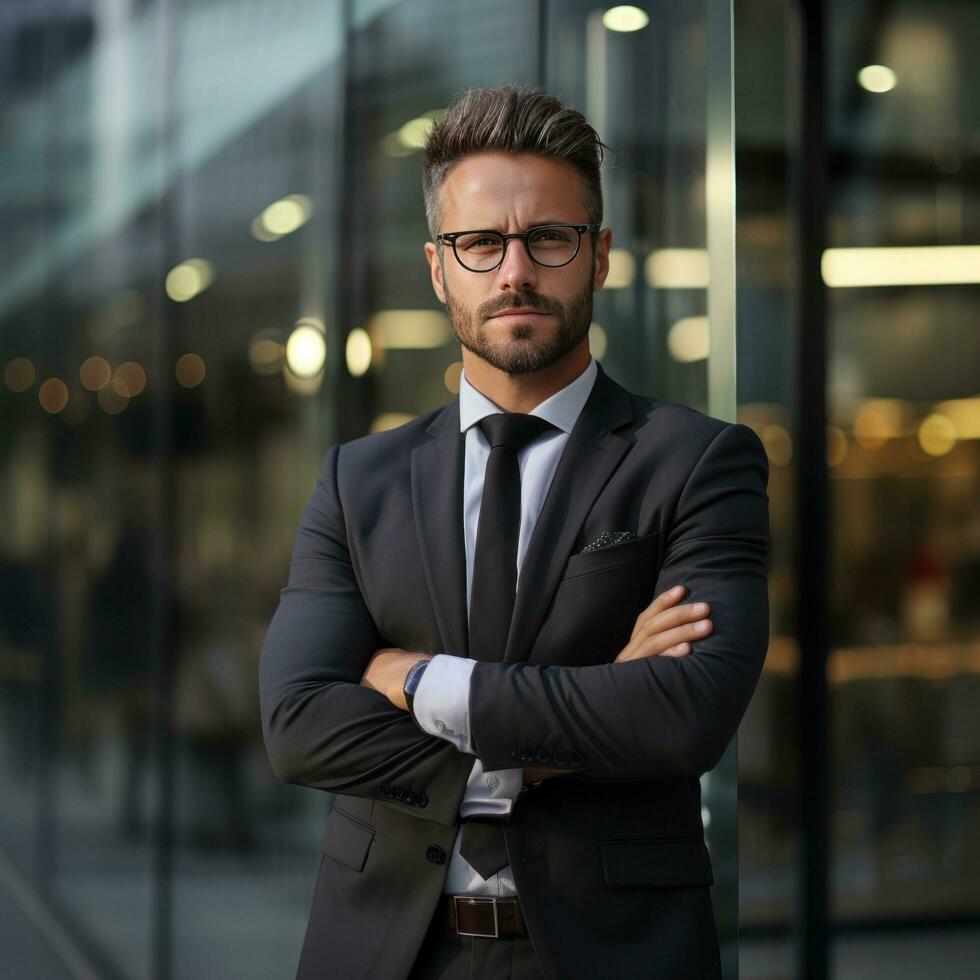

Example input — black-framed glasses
[436,223,600,272]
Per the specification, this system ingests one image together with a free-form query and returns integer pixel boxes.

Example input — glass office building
[0,1,976,977]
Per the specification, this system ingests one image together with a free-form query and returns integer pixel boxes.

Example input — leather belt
[441,894,528,938]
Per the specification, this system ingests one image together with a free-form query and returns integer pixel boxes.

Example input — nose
[495,236,538,292]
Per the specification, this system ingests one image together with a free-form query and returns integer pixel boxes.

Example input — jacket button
[426,845,446,865]
[534,749,552,764]
[553,750,569,765]
[418,792,429,808]
[568,751,583,765]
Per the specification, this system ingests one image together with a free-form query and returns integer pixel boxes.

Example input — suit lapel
[411,399,470,660]
[504,363,636,663]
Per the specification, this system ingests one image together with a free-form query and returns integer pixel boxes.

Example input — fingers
[643,584,687,619]
[630,594,711,646]
[616,614,713,663]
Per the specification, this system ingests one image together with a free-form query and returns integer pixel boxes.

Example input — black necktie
[459,411,558,881]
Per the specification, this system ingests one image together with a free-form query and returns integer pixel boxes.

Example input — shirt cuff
[411,654,476,754]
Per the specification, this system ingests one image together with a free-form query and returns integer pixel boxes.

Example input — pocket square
[580,530,638,554]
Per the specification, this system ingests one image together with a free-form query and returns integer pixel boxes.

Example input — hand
[359,647,434,711]
[613,585,711,663]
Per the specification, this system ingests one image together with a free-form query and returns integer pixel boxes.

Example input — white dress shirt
[411,354,599,896]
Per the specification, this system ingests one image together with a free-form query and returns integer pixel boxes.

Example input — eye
[456,232,503,252]
[529,228,572,242]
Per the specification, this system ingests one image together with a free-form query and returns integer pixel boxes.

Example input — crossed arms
[258,422,770,826]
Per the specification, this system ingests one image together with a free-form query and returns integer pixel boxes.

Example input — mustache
[484,294,558,318]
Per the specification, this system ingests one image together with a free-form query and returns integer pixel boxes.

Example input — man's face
[423,152,612,376]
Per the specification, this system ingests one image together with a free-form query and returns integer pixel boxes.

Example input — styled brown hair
[422,83,612,251]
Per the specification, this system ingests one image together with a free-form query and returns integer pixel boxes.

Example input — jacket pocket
[561,530,658,580]
[321,805,376,873]
[598,837,714,888]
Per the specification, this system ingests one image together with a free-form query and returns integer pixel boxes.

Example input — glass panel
[165,4,346,978]
[825,0,980,954]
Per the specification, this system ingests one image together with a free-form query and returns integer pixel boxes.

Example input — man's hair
[422,83,612,250]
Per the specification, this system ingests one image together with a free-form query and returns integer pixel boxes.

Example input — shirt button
[487,775,498,789]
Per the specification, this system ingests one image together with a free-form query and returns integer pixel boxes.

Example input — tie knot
[477,412,557,453]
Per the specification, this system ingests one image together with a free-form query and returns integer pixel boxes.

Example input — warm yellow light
[762,425,793,466]
[444,362,463,393]
[667,316,709,363]
[821,246,980,287]
[368,310,451,349]
[371,413,415,433]
[255,194,313,240]
[346,327,372,377]
[826,425,848,467]
[165,259,214,302]
[918,413,956,456]
[589,323,608,360]
[248,330,285,376]
[80,356,112,391]
[602,5,649,32]
[854,399,908,448]
[175,353,206,388]
[113,362,146,397]
[39,378,69,414]
[98,384,129,414]
[933,396,980,439]
[286,323,327,378]
[857,64,897,93]
[5,357,36,392]
[282,367,322,396]
[604,249,636,289]
[389,109,443,153]
[645,249,710,288]
[398,117,435,150]
[250,216,279,242]
[381,132,414,158]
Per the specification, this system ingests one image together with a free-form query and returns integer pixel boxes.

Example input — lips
[491,308,546,318]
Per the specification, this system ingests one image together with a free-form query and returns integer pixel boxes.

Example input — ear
[592,227,612,291]
[424,241,447,305]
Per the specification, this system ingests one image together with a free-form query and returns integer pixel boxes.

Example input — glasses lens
[528,226,579,267]
[454,232,505,271]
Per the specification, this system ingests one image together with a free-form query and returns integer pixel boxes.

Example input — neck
[461,343,591,414]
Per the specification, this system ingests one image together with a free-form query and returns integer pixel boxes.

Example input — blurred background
[0,1,977,978]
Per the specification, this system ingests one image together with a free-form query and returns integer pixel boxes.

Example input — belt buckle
[453,895,499,938]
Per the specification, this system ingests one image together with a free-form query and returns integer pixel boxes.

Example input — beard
[444,274,593,376]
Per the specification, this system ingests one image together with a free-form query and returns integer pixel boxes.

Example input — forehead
[439,152,588,230]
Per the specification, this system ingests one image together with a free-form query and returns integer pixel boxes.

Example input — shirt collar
[458,355,598,435]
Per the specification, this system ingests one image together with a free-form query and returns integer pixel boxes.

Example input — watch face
[406,661,428,695]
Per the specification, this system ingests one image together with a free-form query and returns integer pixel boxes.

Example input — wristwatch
[403,658,431,728]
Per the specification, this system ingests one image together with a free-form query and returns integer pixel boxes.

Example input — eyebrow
[462,220,579,231]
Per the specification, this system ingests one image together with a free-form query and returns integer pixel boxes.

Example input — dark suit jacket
[259,360,770,979]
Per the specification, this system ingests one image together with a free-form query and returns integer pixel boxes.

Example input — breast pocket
[561,530,659,580]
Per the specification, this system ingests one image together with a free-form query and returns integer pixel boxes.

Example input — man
[259,83,769,979]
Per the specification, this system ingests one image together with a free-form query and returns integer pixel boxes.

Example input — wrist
[401,657,431,721]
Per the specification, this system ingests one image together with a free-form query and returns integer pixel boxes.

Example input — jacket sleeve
[258,443,474,826]
[466,421,770,781]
